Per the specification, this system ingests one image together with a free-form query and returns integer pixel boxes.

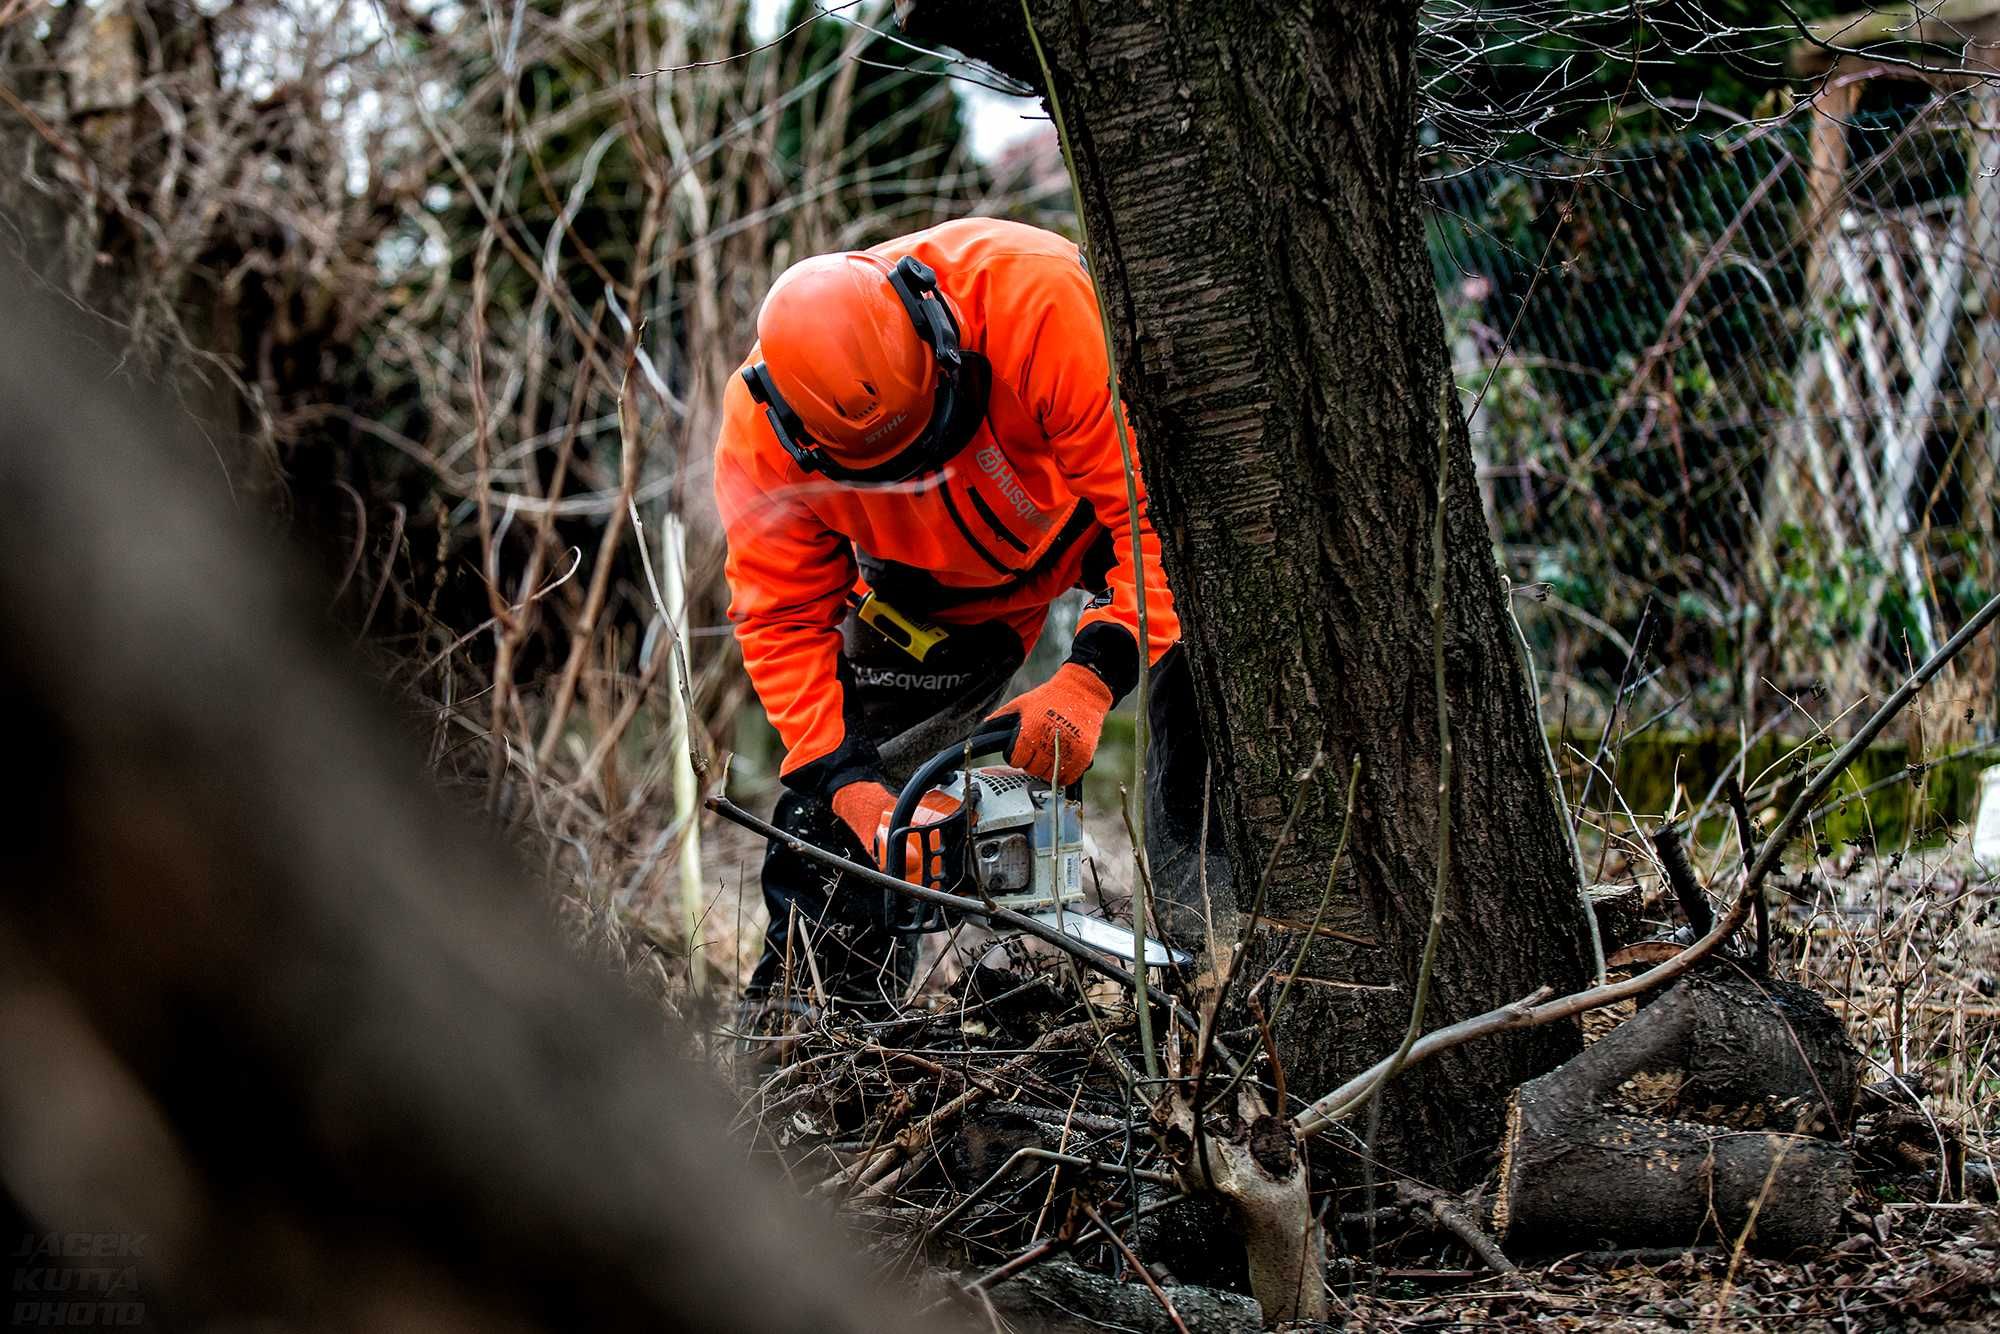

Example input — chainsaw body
[880,765,1087,912]
[878,727,1189,968]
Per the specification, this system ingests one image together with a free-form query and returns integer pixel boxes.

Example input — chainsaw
[874,724,1189,968]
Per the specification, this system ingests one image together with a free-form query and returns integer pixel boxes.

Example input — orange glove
[988,663,1114,787]
[832,778,960,880]
[830,780,897,862]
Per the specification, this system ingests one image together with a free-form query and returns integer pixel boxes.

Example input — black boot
[744,791,913,1017]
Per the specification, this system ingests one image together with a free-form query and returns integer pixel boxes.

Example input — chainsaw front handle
[883,722,1018,885]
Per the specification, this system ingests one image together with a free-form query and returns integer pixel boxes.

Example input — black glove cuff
[784,734,886,803]
[1065,622,1142,705]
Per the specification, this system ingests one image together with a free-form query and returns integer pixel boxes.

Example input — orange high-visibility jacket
[714,218,1180,797]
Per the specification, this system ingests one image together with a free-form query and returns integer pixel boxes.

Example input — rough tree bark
[907,1,1593,1176]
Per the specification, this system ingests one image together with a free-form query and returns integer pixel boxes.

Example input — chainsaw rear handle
[883,722,1019,884]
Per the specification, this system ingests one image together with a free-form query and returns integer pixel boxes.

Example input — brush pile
[729,958,1188,1282]
[716,840,2000,1331]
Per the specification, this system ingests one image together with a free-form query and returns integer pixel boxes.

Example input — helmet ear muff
[887,257,962,371]
[741,363,826,475]
[747,253,988,486]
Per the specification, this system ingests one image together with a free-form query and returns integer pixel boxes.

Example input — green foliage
[1429,90,1998,724]
[1588,726,1992,849]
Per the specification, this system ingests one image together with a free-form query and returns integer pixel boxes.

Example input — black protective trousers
[747,615,1229,1010]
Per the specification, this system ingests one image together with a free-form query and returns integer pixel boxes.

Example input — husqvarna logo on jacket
[975,444,1040,521]
[854,665,975,693]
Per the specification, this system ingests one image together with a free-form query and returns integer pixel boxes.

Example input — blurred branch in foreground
[0,257,946,1333]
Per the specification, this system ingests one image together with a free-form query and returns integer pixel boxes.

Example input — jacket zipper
[966,485,1031,554]
[938,482,1013,575]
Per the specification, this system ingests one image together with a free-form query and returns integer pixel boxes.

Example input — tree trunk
[908,1,1592,1177]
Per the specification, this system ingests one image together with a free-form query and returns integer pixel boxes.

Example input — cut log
[1498,971,1857,1257]
[1586,882,1648,956]
[987,1258,1262,1334]
[1653,972,1859,1133]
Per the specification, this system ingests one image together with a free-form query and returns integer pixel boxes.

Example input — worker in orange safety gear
[714,217,1228,1012]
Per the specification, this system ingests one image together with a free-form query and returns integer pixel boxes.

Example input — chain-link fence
[1431,86,2000,731]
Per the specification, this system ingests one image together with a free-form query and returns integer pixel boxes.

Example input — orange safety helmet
[741,253,990,484]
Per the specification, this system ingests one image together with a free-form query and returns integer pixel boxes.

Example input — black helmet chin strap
[741,256,987,485]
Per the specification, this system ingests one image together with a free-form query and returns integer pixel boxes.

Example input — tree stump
[1498,971,1858,1257]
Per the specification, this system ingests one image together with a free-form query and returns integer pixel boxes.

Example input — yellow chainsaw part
[855,591,950,662]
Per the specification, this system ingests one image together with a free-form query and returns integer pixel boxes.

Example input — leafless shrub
[0,0,1073,998]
